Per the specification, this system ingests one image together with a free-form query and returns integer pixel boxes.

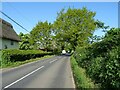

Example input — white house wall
[0,38,19,49]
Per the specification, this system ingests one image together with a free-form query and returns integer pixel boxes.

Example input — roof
[0,18,21,41]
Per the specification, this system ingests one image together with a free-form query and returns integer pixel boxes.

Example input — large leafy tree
[54,7,97,50]
[30,21,52,51]
[19,32,32,50]
[89,20,110,44]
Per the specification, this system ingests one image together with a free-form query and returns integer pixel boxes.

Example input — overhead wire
[0,11,30,33]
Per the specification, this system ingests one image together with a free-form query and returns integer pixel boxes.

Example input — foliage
[0,51,2,67]
[70,55,96,89]
[18,7,106,53]
[1,49,53,66]
[89,20,110,44]
[89,35,102,44]
[73,28,120,88]
[54,7,97,50]
[30,21,53,51]
[95,20,109,32]
[19,32,33,50]
[1,55,54,68]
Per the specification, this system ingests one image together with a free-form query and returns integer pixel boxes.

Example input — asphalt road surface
[1,56,75,89]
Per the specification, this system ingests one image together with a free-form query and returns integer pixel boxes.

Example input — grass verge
[1,55,54,69]
[70,55,98,89]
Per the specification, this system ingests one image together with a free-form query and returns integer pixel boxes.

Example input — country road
[1,56,75,89]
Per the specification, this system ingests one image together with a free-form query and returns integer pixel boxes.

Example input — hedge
[73,28,120,88]
[1,49,53,64]
[70,55,96,89]
[0,51,2,67]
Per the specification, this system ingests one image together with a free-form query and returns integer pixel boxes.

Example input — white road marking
[4,66,44,89]
[49,59,57,63]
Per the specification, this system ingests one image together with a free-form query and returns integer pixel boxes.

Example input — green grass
[0,51,2,68]
[70,55,98,89]
[1,55,54,69]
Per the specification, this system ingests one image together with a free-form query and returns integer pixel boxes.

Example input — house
[0,18,21,50]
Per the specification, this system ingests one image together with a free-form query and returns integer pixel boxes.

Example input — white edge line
[69,58,76,88]
[4,66,44,89]
[71,69,76,89]
[49,59,57,63]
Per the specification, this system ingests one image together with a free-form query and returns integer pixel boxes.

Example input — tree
[89,35,102,44]
[88,20,110,44]
[95,20,109,32]
[19,32,32,50]
[30,21,53,51]
[53,7,97,50]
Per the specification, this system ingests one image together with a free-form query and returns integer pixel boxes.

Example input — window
[11,40,14,45]
[4,45,7,49]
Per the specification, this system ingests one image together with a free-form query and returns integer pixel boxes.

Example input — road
[1,56,75,89]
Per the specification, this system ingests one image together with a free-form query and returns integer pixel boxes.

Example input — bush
[73,28,120,88]
[1,49,53,65]
[0,51,2,67]
[70,55,96,89]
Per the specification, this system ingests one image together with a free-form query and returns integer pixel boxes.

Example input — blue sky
[1,2,118,36]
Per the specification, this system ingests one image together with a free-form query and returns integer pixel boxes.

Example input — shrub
[0,51,2,67]
[73,28,120,88]
[70,56,96,89]
[1,49,53,65]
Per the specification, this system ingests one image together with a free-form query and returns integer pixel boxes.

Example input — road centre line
[3,66,44,89]
[49,59,57,63]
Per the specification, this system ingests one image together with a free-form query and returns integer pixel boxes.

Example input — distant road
[1,56,75,89]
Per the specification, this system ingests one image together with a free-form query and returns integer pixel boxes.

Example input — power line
[7,3,32,26]
[0,11,30,33]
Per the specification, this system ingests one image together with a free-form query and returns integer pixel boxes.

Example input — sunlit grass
[70,56,98,89]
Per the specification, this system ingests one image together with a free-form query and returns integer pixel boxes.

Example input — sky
[1,2,118,36]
